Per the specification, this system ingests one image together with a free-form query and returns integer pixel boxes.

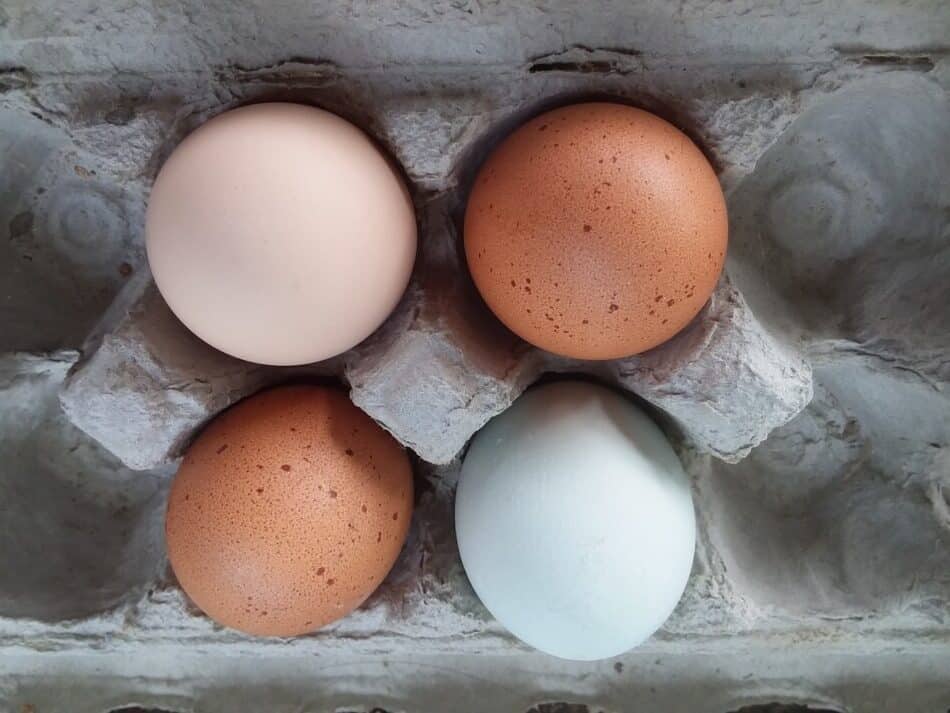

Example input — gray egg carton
[1,1,949,712]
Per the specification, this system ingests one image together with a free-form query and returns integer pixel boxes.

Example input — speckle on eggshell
[164,385,413,637]
[464,102,728,360]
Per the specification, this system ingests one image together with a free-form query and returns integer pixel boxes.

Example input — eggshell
[164,385,413,637]
[147,102,417,366]
[464,102,727,359]
[455,380,695,661]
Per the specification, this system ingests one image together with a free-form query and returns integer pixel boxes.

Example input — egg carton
[1,1,949,712]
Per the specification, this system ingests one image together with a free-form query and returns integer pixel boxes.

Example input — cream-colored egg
[147,103,417,366]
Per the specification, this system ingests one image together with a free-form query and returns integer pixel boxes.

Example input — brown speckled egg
[464,102,728,359]
[164,385,413,637]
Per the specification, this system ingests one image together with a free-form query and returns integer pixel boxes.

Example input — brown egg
[464,102,727,359]
[164,385,413,637]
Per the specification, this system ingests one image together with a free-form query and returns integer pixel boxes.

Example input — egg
[164,385,413,637]
[147,102,417,366]
[455,380,695,660]
[464,102,727,360]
